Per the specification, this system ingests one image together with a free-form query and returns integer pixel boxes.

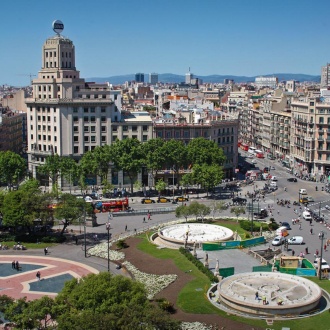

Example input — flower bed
[181,322,213,330]
[88,242,125,261]
[122,261,177,299]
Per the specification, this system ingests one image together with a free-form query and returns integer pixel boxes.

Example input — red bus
[255,149,264,158]
[93,197,129,213]
[240,143,249,151]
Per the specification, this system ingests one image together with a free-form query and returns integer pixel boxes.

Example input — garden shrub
[116,239,127,249]
[155,298,175,313]
[179,247,218,283]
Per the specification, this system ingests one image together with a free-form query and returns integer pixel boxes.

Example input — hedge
[179,247,219,283]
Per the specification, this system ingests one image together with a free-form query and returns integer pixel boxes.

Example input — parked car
[314,258,330,270]
[300,197,309,204]
[157,196,171,203]
[287,177,297,182]
[232,197,247,205]
[287,236,304,245]
[175,196,189,202]
[141,198,156,204]
[280,221,291,230]
[272,236,285,246]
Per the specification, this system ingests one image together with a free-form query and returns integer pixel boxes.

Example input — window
[123,126,128,131]
[43,135,46,141]
[132,126,137,131]
[101,116,106,122]
[73,108,78,113]
[101,136,106,142]
[115,106,118,112]
[90,116,95,122]
[84,117,89,122]
[132,135,137,139]
[48,136,51,141]
[143,135,148,142]
[45,52,48,57]
[54,136,57,142]
[84,146,89,152]
[38,135,41,140]
[84,107,88,113]
[84,136,89,142]
[90,126,95,132]
[74,136,79,142]
[143,125,148,131]
[101,126,106,132]
[38,125,41,130]
[101,107,106,113]
[73,116,78,122]
[91,136,96,142]
[74,146,79,153]
[90,107,95,113]
[84,126,89,132]
[112,126,117,131]
[54,126,57,132]
[320,117,324,124]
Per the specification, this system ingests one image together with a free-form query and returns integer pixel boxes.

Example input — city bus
[255,150,264,158]
[240,143,249,151]
[93,197,129,213]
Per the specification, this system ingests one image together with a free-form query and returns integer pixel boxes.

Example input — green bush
[179,247,218,283]
[155,298,175,314]
[116,239,127,249]
[0,233,15,242]
[14,234,66,244]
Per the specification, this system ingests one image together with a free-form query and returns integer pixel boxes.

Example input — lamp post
[84,208,87,258]
[318,231,325,280]
[319,201,322,219]
[172,165,175,202]
[106,222,111,273]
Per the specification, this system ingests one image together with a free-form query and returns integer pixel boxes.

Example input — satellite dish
[52,20,64,35]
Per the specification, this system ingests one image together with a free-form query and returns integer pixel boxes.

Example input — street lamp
[84,207,87,258]
[172,165,175,202]
[106,222,111,273]
[318,231,325,280]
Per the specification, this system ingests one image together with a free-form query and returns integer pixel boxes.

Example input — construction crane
[17,73,36,85]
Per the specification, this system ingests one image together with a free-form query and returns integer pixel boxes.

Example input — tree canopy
[0,151,26,189]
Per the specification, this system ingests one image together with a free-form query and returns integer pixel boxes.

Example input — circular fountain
[156,223,234,247]
[209,272,324,318]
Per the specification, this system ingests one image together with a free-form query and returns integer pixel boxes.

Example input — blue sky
[2,0,330,86]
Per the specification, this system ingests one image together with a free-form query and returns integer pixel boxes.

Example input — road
[238,150,330,266]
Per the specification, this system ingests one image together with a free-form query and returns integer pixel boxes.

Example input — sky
[2,0,330,86]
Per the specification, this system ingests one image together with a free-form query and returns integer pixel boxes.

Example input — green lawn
[137,232,330,330]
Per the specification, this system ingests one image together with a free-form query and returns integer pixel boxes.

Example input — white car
[251,159,257,164]
[272,236,285,246]
[287,236,304,245]
[270,176,277,181]
[302,211,312,220]
[314,258,330,270]
[247,154,253,158]
[270,166,275,170]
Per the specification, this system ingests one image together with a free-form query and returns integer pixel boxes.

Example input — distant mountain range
[87,73,320,85]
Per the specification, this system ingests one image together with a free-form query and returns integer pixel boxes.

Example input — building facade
[149,73,158,85]
[135,73,144,83]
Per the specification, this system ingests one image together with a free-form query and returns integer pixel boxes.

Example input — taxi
[141,197,156,204]
[157,196,171,203]
[175,196,189,202]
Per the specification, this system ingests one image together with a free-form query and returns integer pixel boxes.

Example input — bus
[93,197,129,213]
[240,143,249,151]
[255,150,264,158]
[248,147,256,155]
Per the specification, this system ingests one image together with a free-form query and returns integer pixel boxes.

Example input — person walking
[15,261,19,271]
[12,260,15,269]
[36,271,41,281]
[316,249,319,256]
[299,223,302,230]
[147,212,151,221]
[255,291,259,300]
[305,247,309,255]
[292,250,295,256]
[143,217,146,223]
[310,228,313,235]
[310,219,312,226]
[125,224,127,231]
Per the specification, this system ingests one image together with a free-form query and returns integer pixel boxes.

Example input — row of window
[45,61,72,68]
[38,85,60,92]
[45,51,71,58]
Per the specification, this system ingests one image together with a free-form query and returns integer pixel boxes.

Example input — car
[157,196,171,203]
[272,236,285,246]
[302,211,312,220]
[306,196,314,202]
[251,159,257,164]
[175,196,189,202]
[287,177,297,182]
[287,236,304,245]
[247,154,253,158]
[270,176,277,181]
[269,166,275,170]
[280,221,291,230]
[270,181,277,187]
[141,197,156,204]
[299,188,307,195]
[314,258,330,270]
[232,197,247,205]
[253,209,268,219]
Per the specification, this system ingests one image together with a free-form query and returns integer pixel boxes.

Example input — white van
[302,211,312,220]
[270,181,277,187]
[276,226,289,237]
[299,189,307,195]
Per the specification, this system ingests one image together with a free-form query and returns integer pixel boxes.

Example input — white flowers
[122,261,177,300]
[181,322,213,330]
[88,242,125,261]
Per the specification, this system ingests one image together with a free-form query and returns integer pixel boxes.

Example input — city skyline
[2,0,330,86]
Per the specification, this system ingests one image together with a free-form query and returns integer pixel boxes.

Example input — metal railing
[112,206,177,217]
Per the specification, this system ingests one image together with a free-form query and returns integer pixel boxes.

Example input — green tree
[186,137,226,166]
[53,272,180,330]
[111,139,144,193]
[61,157,79,194]
[188,201,210,222]
[0,151,26,189]
[180,173,193,193]
[209,201,228,220]
[142,138,166,178]
[38,154,63,196]
[1,185,51,232]
[134,180,142,192]
[155,178,166,195]
[191,164,224,196]
[175,204,192,222]
[230,206,246,220]
[53,193,86,235]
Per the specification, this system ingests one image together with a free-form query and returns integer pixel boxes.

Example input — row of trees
[0,272,181,330]
[0,179,91,234]
[37,137,226,194]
